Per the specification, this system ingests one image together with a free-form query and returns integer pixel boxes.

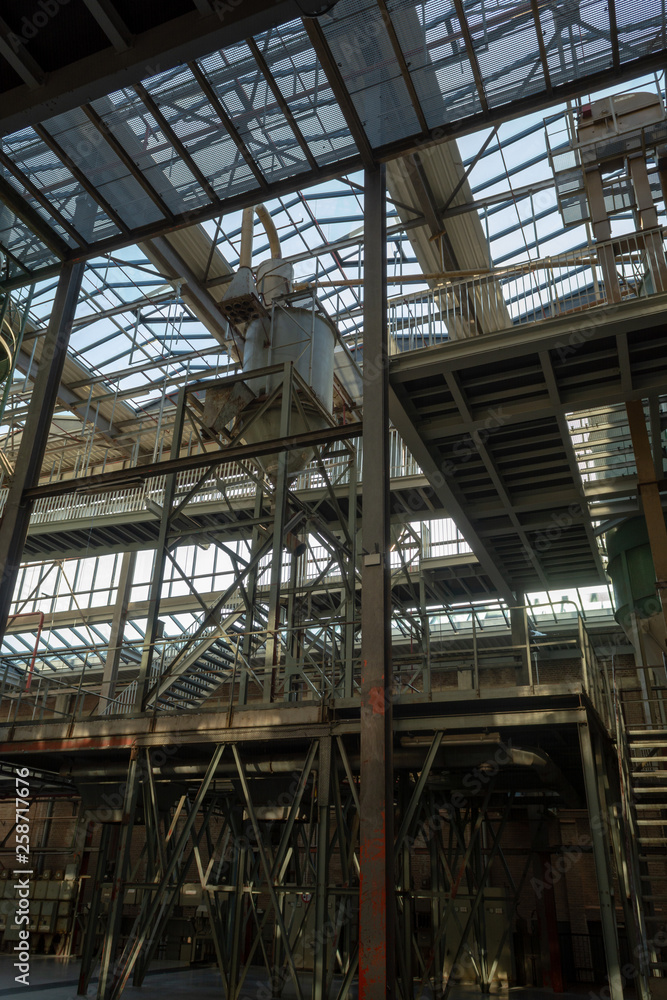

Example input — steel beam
[0,261,84,640]
[359,164,395,1000]
[388,385,516,604]
[77,822,113,996]
[626,398,667,632]
[25,421,362,501]
[0,2,303,137]
[97,752,140,1000]
[142,236,230,347]
[528,808,563,992]
[0,173,68,258]
[83,0,132,52]
[302,18,375,169]
[99,550,136,714]
[188,60,269,192]
[264,364,293,700]
[107,744,225,999]
[313,735,333,1000]
[134,82,219,204]
[133,385,188,712]
[578,722,624,1000]
[232,744,305,1000]
[247,38,319,171]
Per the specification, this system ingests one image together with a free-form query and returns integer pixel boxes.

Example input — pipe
[239,204,282,268]
[255,204,281,259]
[8,611,44,692]
[507,747,580,807]
[64,758,315,780]
[239,207,254,269]
[61,745,576,803]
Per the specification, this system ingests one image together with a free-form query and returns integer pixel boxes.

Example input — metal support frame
[97,752,140,1000]
[593,724,652,1000]
[578,721,625,1000]
[106,744,225,999]
[134,385,188,712]
[359,164,395,1000]
[528,807,563,993]
[263,363,294,699]
[79,355,361,718]
[99,550,136,713]
[510,604,531,687]
[0,261,84,639]
[626,397,667,636]
[314,735,332,1000]
[77,823,114,996]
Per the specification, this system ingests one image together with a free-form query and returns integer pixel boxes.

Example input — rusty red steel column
[359,163,396,1000]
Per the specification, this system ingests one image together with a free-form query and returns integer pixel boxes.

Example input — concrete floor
[0,958,613,1000]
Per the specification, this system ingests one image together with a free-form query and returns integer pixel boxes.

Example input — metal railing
[0,601,610,724]
[0,429,420,532]
[389,228,667,351]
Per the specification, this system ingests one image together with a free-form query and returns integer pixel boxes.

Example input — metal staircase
[612,676,667,985]
[108,607,247,715]
[624,723,667,975]
[152,630,238,711]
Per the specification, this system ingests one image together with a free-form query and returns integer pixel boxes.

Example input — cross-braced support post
[97,751,140,1000]
[134,385,188,712]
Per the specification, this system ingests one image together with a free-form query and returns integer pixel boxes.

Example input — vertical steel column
[585,168,622,303]
[595,733,652,1000]
[419,570,430,695]
[579,722,624,1000]
[284,546,300,698]
[626,398,667,635]
[344,454,358,699]
[528,808,564,992]
[109,745,225,999]
[359,164,395,1000]
[264,362,294,701]
[428,799,443,989]
[510,603,530,686]
[627,155,667,290]
[99,550,137,713]
[70,812,96,959]
[97,752,140,1000]
[228,838,248,999]
[78,823,113,996]
[313,735,332,1000]
[0,261,84,638]
[134,385,188,712]
[240,489,265,706]
[472,816,490,992]
[400,778,414,994]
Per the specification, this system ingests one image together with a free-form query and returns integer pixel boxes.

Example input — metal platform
[390,293,667,600]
